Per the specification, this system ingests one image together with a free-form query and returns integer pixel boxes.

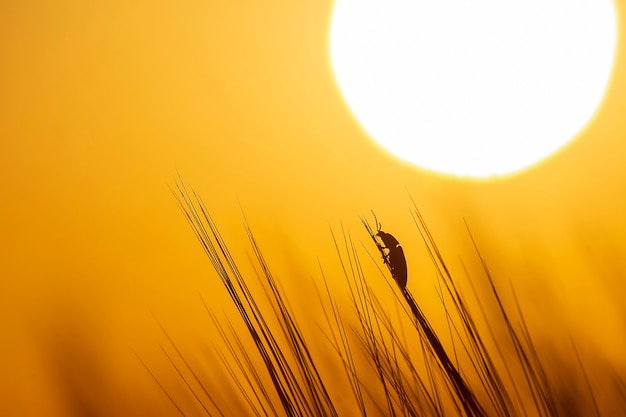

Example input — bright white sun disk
[329,0,616,177]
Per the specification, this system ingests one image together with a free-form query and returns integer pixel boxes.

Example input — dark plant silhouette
[135,180,626,417]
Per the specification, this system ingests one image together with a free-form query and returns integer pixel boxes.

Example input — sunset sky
[2,1,626,415]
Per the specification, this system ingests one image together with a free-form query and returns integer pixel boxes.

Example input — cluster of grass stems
[139,182,616,416]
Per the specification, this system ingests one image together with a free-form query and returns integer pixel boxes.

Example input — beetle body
[376,230,408,289]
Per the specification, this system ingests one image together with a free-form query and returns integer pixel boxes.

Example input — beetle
[371,213,408,290]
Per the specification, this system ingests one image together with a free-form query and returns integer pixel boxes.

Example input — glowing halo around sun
[329,0,617,177]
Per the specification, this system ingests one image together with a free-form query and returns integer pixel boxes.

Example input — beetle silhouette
[371,213,408,290]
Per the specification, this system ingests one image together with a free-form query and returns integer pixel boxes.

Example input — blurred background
[2,1,626,415]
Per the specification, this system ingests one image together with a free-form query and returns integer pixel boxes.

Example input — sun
[329,0,617,178]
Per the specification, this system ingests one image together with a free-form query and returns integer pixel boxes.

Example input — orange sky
[2,1,626,415]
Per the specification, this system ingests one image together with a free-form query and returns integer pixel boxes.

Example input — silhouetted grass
[137,181,625,416]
